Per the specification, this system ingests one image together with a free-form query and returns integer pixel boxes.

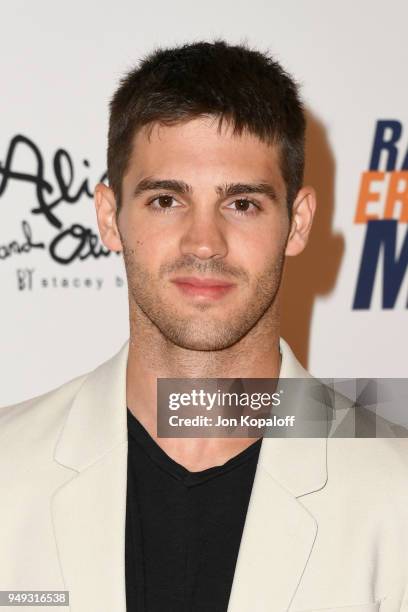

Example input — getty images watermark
[157,378,408,438]
[166,387,294,429]
[157,378,291,437]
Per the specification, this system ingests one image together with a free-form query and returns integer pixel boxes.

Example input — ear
[94,183,122,252]
[285,186,317,256]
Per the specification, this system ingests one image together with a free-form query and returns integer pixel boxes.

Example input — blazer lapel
[226,464,319,612]
[227,338,328,612]
[51,341,129,612]
[51,443,127,612]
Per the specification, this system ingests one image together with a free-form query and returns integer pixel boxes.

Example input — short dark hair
[107,40,305,214]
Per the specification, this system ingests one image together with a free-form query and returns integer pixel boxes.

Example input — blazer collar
[54,336,327,497]
[54,340,129,472]
[257,337,328,498]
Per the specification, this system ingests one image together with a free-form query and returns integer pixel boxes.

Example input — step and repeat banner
[1,0,407,405]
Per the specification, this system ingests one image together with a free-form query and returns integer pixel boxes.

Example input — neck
[126,304,281,471]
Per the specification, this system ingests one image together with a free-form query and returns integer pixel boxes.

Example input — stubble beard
[122,247,285,352]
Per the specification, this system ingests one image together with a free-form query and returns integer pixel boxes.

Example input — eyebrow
[133,178,192,198]
[133,177,279,202]
[216,182,278,202]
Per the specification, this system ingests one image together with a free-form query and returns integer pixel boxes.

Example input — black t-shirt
[125,408,262,612]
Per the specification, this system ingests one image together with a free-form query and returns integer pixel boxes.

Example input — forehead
[126,116,285,191]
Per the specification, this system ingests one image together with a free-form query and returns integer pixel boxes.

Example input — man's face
[115,117,292,351]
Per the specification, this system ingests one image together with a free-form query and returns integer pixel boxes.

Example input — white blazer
[1,338,408,612]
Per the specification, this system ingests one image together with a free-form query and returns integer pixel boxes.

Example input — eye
[147,194,182,212]
[226,198,260,216]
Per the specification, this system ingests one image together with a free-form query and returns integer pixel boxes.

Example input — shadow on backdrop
[280,110,344,369]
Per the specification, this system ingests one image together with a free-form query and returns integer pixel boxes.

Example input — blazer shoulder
[321,386,408,498]
[328,385,408,439]
[0,341,129,460]
[0,371,89,443]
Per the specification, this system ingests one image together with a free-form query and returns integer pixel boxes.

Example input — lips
[171,276,235,288]
[171,276,236,299]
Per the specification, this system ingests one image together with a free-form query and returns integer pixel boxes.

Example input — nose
[179,207,228,260]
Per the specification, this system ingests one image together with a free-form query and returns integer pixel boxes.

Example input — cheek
[119,210,154,250]
[235,222,287,266]
[121,220,176,274]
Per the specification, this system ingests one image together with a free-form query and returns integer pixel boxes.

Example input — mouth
[170,276,237,299]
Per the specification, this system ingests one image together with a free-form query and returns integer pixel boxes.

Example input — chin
[164,329,242,352]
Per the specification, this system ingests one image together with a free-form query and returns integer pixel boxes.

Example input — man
[1,40,408,612]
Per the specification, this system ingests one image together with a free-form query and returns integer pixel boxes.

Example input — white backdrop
[1,0,407,406]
